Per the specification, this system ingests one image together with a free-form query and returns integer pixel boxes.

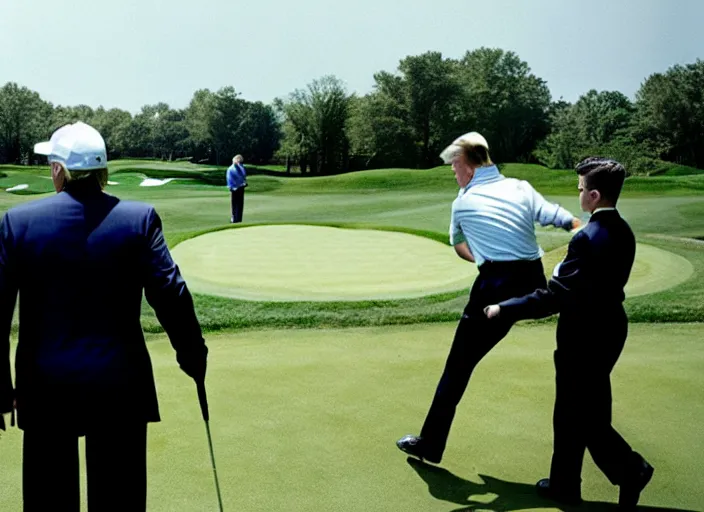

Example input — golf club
[197,380,224,512]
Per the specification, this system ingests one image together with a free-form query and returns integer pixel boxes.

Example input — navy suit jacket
[498,209,636,342]
[0,181,207,433]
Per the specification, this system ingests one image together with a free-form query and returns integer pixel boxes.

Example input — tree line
[1,48,702,174]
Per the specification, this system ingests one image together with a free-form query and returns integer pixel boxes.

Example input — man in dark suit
[484,157,654,509]
[0,122,209,511]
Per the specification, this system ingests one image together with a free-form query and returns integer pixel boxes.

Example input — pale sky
[1,0,702,114]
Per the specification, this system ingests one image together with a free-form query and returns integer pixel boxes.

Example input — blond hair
[440,131,492,167]
[233,155,243,164]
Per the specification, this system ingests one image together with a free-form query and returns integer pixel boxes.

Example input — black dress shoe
[396,435,441,464]
[619,453,654,509]
[535,478,582,506]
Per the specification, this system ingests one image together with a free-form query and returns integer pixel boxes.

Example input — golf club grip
[197,380,210,422]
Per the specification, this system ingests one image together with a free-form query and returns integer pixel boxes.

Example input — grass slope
[1,161,704,328]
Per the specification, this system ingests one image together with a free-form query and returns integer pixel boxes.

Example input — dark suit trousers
[22,424,147,512]
[420,259,547,457]
[230,188,245,223]
[550,309,635,493]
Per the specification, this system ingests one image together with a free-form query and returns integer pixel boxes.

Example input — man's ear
[591,189,601,203]
[51,162,67,192]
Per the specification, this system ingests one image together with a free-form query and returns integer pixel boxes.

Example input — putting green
[171,225,479,301]
[171,225,694,301]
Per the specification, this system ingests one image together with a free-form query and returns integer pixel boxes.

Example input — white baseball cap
[34,121,107,171]
[439,131,489,164]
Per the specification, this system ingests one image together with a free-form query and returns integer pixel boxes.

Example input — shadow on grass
[406,458,694,512]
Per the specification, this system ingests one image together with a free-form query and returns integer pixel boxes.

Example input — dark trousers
[230,188,245,223]
[22,423,147,512]
[550,310,635,494]
[420,259,547,457]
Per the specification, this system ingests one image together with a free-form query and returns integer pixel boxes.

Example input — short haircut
[460,143,492,168]
[440,141,492,167]
[575,157,626,204]
[55,162,108,189]
[233,155,243,164]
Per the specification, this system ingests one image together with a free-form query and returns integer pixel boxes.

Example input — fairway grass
[2,323,701,511]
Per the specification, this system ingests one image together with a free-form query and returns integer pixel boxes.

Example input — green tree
[633,59,704,168]
[237,101,281,164]
[276,75,351,174]
[456,48,552,162]
[351,52,459,168]
[0,82,53,164]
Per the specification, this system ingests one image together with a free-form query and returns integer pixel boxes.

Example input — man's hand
[484,305,500,319]
[178,348,208,383]
[571,217,582,232]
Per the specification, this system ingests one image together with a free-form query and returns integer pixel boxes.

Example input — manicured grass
[2,323,701,511]
[170,225,479,301]
[2,161,704,328]
[653,162,704,176]
[0,160,701,512]
[170,223,689,305]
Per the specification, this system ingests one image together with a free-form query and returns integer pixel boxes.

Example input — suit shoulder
[568,226,594,248]
[113,199,156,216]
[4,194,65,221]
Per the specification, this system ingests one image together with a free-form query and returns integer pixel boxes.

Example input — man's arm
[449,204,475,262]
[525,181,579,230]
[142,208,208,382]
[226,167,235,190]
[488,230,593,322]
[449,205,475,263]
[0,214,18,426]
[454,242,475,263]
[238,164,248,187]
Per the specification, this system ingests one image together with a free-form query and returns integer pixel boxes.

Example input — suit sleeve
[142,208,208,380]
[0,214,18,421]
[498,230,593,322]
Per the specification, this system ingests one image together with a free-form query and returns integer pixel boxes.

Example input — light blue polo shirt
[449,165,575,267]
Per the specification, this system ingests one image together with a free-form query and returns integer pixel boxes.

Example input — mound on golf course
[171,225,694,302]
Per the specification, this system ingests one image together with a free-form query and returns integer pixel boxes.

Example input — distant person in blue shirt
[396,131,581,465]
[226,155,248,223]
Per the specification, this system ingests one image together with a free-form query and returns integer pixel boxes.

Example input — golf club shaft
[197,381,224,511]
[205,418,224,512]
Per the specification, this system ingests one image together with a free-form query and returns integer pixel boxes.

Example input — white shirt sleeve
[523,180,574,230]
[449,203,466,246]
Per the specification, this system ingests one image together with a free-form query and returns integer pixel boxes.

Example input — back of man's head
[575,157,626,204]
[440,131,493,168]
[34,121,109,189]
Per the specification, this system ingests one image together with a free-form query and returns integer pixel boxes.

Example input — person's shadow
[406,458,697,512]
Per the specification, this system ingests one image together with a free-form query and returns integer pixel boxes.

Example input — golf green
[171,225,479,301]
[171,225,693,302]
